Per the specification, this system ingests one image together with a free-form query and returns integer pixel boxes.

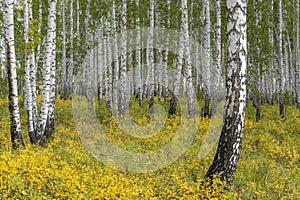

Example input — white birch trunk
[156,10,163,101]
[148,0,155,116]
[135,0,142,106]
[97,19,103,104]
[37,0,57,144]
[202,0,211,117]
[112,1,119,110]
[206,0,247,183]
[26,0,37,142]
[163,0,171,104]
[106,20,113,113]
[278,0,285,117]
[296,0,300,108]
[35,0,42,66]
[24,0,29,109]
[119,0,127,114]
[84,0,94,104]
[169,0,185,115]
[182,0,195,116]
[268,0,275,104]
[210,0,222,117]
[4,0,25,147]
[67,0,74,99]
[61,0,67,99]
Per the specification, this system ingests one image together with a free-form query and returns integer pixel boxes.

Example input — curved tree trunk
[206,0,247,183]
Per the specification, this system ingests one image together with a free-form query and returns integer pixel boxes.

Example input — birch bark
[202,0,211,117]
[119,0,127,114]
[296,0,300,108]
[206,0,247,183]
[4,0,25,147]
[37,0,57,144]
[210,0,222,117]
[278,0,284,117]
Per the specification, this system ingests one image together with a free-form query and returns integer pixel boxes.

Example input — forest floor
[0,96,299,199]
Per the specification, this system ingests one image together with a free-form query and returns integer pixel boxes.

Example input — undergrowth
[0,97,299,199]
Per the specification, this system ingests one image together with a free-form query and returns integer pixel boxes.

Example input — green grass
[0,96,299,199]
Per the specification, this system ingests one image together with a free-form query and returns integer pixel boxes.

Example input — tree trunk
[119,0,128,114]
[169,0,186,115]
[84,0,94,105]
[4,0,25,148]
[296,0,300,108]
[278,0,285,117]
[112,1,119,110]
[97,19,103,104]
[148,0,155,117]
[206,0,247,183]
[163,0,171,105]
[106,20,113,113]
[202,0,211,118]
[37,0,57,145]
[24,0,29,110]
[210,0,222,117]
[182,0,195,117]
[67,0,74,99]
[25,0,38,143]
[135,0,142,106]
[61,0,67,100]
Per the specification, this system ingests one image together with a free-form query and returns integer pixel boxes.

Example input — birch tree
[135,0,142,106]
[182,0,195,116]
[25,0,37,142]
[119,0,127,114]
[35,0,42,67]
[84,0,94,104]
[24,0,29,109]
[169,0,187,115]
[148,0,155,116]
[29,0,38,138]
[296,0,300,108]
[202,0,211,117]
[36,0,57,145]
[206,0,247,183]
[46,0,58,140]
[163,0,171,104]
[106,20,113,113]
[278,0,284,117]
[4,0,25,147]
[112,1,119,110]
[61,0,67,100]
[67,0,74,99]
[210,0,222,117]
[97,19,103,104]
